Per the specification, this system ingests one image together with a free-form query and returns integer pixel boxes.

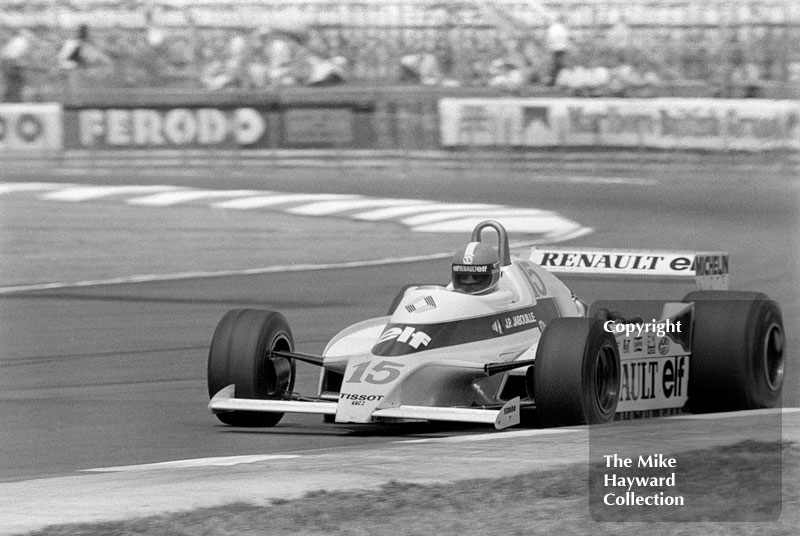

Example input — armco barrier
[278,105,375,149]
[3,91,799,158]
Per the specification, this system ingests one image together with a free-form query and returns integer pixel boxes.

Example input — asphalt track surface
[0,156,797,532]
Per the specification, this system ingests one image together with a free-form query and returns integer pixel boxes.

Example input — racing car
[207,220,785,429]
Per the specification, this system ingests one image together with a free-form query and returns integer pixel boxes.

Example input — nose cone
[335,356,405,423]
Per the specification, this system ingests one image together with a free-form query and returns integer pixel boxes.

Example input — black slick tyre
[533,318,620,425]
[684,291,784,412]
[207,309,296,427]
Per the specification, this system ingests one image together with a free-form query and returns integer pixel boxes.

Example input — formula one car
[207,220,785,429]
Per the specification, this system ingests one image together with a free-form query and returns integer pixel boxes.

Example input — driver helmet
[451,241,501,295]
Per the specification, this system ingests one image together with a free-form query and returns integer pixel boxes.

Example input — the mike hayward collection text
[602,453,685,507]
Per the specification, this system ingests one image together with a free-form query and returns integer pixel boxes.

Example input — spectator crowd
[2,0,799,102]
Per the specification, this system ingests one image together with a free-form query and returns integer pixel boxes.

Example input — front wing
[209,385,521,430]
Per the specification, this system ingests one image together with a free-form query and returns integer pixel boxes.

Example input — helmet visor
[452,264,495,294]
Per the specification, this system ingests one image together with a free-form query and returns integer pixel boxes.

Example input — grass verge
[21,441,799,536]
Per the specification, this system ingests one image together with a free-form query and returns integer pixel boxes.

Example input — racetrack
[0,157,797,532]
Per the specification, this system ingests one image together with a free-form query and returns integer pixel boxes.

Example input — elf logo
[377,326,432,349]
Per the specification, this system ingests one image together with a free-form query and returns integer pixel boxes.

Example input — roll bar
[470,220,511,266]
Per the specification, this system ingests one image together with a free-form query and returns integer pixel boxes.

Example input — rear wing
[529,248,729,290]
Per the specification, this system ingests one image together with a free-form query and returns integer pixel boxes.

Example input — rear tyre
[533,318,620,425]
[207,309,296,427]
[684,291,784,412]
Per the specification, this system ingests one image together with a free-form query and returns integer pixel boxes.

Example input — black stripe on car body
[372,298,560,356]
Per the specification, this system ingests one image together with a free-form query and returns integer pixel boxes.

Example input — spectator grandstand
[1,0,798,100]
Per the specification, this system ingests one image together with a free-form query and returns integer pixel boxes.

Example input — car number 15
[345,360,405,385]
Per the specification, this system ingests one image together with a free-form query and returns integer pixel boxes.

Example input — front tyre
[684,291,784,412]
[532,318,620,425]
[207,309,296,427]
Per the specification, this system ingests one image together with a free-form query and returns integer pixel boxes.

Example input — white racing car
[207,220,784,430]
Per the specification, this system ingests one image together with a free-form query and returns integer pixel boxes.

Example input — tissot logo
[377,326,431,349]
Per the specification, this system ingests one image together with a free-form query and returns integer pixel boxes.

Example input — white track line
[562,176,657,185]
[82,454,301,473]
[0,252,455,294]
[2,183,594,292]
[396,408,800,444]
[4,184,590,242]
[126,189,262,206]
[0,182,72,194]
[414,216,592,237]
[540,226,594,242]
[40,185,181,201]
[287,198,427,216]
[212,193,358,209]
[665,407,800,420]
[353,203,500,221]
[402,208,550,226]
[396,427,583,444]
[0,242,544,294]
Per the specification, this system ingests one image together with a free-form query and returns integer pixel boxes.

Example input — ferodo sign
[66,107,269,149]
[0,103,63,152]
